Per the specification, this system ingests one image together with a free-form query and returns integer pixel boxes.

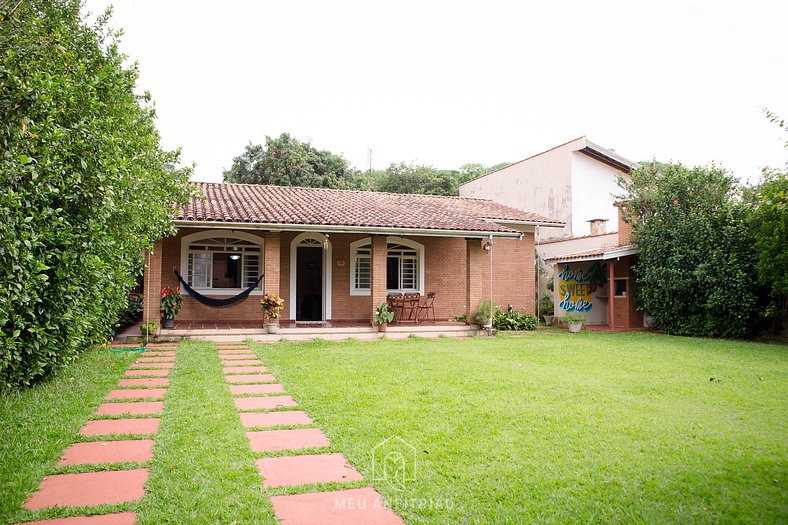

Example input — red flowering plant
[261,293,285,323]
[160,287,184,320]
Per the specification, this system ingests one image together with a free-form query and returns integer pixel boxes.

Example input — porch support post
[370,235,388,325]
[466,238,483,324]
[608,259,615,330]
[264,232,280,297]
[144,239,163,332]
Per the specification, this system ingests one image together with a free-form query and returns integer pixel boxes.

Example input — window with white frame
[184,234,262,291]
[350,238,422,295]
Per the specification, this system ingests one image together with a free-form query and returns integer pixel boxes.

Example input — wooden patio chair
[417,292,436,323]
[400,292,420,323]
[387,293,404,323]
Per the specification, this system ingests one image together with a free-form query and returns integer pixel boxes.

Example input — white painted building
[459,136,638,241]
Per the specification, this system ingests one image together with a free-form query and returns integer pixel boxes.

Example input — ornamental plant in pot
[375,303,394,332]
[539,291,555,326]
[160,287,183,329]
[561,312,586,333]
[261,293,285,334]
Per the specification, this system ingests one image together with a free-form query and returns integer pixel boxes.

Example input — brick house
[141,182,563,329]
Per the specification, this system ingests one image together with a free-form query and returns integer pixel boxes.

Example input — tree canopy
[618,162,759,338]
[223,133,362,189]
[0,0,192,388]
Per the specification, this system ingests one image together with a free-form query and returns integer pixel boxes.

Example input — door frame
[289,232,332,321]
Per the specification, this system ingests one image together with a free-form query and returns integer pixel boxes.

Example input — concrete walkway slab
[217,350,255,355]
[240,410,313,428]
[117,378,169,387]
[80,418,160,436]
[15,512,137,524]
[229,384,285,395]
[235,396,298,411]
[223,366,268,374]
[270,487,404,525]
[226,374,276,384]
[23,469,149,510]
[257,453,363,487]
[96,402,163,416]
[219,359,263,366]
[130,362,174,369]
[58,440,154,466]
[107,388,167,400]
[135,357,175,363]
[139,351,176,357]
[124,369,170,377]
[247,428,330,452]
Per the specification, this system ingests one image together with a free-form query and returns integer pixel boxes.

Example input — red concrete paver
[130,362,175,369]
[270,487,404,524]
[235,396,297,411]
[223,366,269,374]
[96,402,163,416]
[16,512,137,525]
[23,469,149,510]
[226,374,277,384]
[229,384,285,395]
[58,440,154,466]
[217,350,255,356]
[257,453,363,487]
[219,359,263,366]
[139,351,176,357]
[80,418,160,436]
[135,357,176,363]
[240,410,313,428]
[247,428,330,452]
[107,388,167,400]
[124,369,170,377]
[117,378,169,387]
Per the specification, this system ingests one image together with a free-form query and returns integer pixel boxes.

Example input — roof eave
[546,247,639,264]
[172,220,523,239]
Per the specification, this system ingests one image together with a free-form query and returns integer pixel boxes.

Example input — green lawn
[253,332,787,524]
[1,334,785,524]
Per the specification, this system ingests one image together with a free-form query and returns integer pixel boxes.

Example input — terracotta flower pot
[378,322,388,332]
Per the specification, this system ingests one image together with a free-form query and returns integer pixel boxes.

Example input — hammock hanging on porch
[173,267,264,308]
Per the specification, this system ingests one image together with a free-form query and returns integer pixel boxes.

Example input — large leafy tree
[0,0,192,388]
[223,133,361,189]
[369,162,507,196]
[618,162,758,339]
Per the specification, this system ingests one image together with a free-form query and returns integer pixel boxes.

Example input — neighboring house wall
[459,141,576,239]
[151,229,535,323]
[569,152,623,236]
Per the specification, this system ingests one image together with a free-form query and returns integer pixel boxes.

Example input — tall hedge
[0,0,192,388]
[618,163,758,339]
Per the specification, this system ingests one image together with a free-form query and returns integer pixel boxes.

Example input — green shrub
[559,313,586,325]
[0,1,192,388]
[114,294,143,334]
[493,306,538,331]
[538,292,554,315]
[472,299,495,326]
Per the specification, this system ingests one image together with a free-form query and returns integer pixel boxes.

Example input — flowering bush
[261,293,285,322]
[160,287,183,319]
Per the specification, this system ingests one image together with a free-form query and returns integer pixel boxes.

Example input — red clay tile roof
[177,182,563,234]
[545,244,637,262]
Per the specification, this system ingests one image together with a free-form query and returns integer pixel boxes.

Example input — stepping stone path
[16,343,178,524]
[220,343,404,525]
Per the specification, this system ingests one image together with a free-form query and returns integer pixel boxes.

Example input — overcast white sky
[83,0,787,184]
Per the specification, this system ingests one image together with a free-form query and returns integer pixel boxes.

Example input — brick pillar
[466,238,483,324]
[608,260,616,329]
[370,235,388,325]
[264,232,280,297]
[143,239,163,331]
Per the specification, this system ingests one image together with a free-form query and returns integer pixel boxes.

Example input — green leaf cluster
[618,162,759,338]
[0,0,192,388]
[493,307,538,331]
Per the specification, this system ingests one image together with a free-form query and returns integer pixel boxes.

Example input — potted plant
[140,320,158,336]
[561,312,586,333]
[160,287,183,329]
[375,303,395,332]
[539,291,555,326]
[261,293,285,334]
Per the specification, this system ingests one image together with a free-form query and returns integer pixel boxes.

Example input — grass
[2,334,785,524]
[252,332,788,524]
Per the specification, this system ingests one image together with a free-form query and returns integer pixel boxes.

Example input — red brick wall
[617,204,635,245]
[611,256,642,328]
[150,228,535,323]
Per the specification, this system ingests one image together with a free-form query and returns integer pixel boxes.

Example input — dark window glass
[213,253,240,288]
[387,256,399,290]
